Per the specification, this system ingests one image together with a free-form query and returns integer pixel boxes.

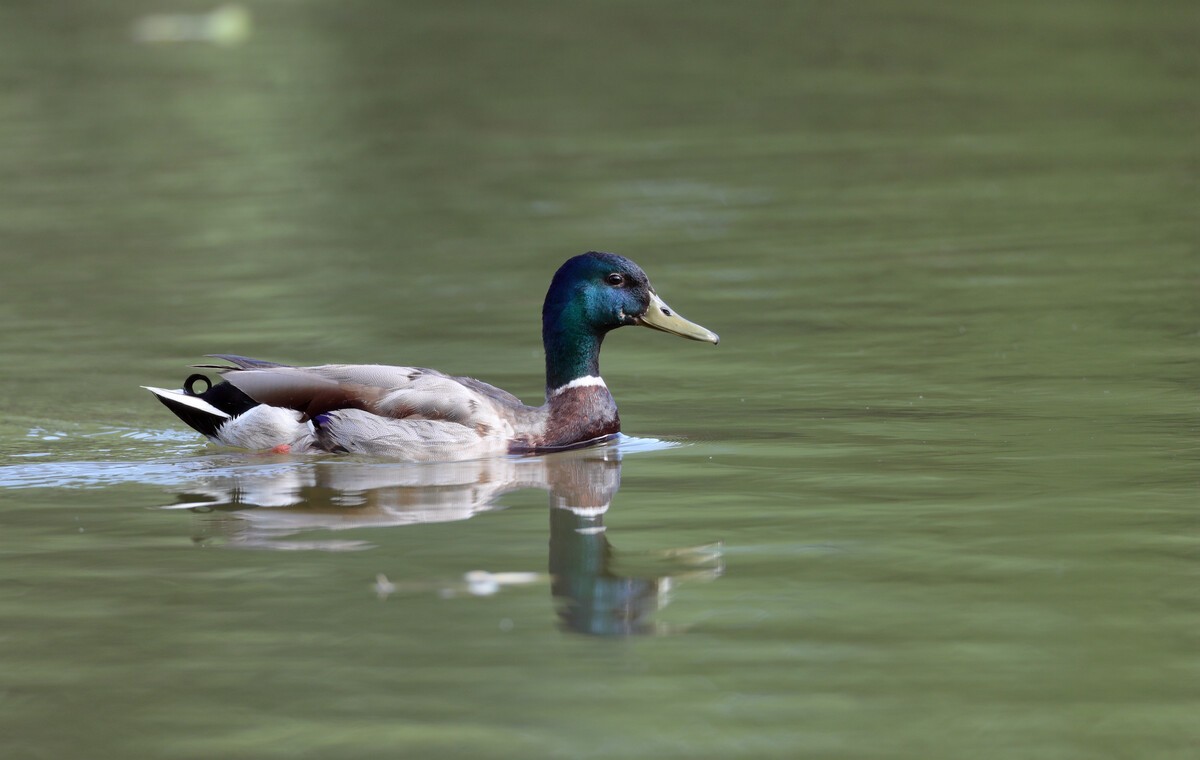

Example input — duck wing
[211,361,525,427]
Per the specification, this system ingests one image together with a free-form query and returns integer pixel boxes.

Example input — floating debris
[133,4,252,46]
[374,573,397,600]
[464,570,542,597]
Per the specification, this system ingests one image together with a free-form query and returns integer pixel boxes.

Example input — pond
[1,2,1195,758]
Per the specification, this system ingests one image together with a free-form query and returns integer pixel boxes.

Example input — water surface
[1,2,1196,758]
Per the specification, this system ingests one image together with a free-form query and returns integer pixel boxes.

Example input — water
[1,2,1196,758]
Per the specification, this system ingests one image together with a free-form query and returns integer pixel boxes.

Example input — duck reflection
[167,442,722,635]
[173,455,550,548]
[541,452,723,636]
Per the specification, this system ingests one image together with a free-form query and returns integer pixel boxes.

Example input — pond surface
[1,2,1196,758]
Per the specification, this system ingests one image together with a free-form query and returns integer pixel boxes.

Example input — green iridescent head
[541,252,718,390]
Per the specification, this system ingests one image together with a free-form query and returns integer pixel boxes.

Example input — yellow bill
[638,292,719,344]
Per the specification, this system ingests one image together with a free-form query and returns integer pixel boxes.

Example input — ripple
[613,434,685,454]
[0,431,685,490]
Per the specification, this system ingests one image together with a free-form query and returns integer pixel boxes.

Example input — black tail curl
[153,374,262,439]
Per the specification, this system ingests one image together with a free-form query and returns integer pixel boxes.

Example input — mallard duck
[144,252,718,460]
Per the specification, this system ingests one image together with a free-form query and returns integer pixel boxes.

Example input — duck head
[542,252,718,391]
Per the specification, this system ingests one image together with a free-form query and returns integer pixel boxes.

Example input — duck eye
[605,273,625,286]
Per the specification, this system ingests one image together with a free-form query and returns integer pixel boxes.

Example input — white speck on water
[465,571,500,596]
[374,573,396,599]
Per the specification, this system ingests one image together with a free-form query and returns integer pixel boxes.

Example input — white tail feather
[141,386,231,418]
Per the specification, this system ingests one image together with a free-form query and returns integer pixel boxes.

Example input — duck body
[145,252,718,460]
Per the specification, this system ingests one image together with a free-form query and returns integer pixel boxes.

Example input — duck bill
[638,292,720,344]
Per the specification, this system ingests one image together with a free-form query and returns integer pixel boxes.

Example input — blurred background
[0,1,1195,758]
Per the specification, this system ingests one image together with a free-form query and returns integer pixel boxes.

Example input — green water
[1,1,1196,758]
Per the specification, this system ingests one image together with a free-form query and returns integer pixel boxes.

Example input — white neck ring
[550,375,607,397]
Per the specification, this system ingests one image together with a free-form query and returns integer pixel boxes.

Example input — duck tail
[142,373,259,440]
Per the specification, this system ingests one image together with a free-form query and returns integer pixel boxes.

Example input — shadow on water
[158,440,723,636]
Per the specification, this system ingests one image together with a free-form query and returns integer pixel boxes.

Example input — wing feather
[221,364,523,427]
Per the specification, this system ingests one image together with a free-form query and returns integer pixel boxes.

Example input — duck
[144,251,719,460]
